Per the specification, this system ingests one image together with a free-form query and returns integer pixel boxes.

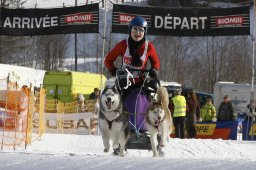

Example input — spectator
[89,88,100,100]
[186,91,200,138]
[169,89,187,139]
[78,93,85,112]
[246,100,256,121]
[200,97,216,122]
[218,95,234,121]
[17,85,29,132]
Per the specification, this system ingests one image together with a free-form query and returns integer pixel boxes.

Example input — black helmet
[144,78,159,93]
[129,16,148,34]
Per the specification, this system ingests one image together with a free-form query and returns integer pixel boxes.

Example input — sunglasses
[132,27,145,33]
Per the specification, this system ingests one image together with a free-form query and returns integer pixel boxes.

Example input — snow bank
[0,64,45,88]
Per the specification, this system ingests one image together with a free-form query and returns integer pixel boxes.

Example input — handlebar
[115,68,160,91]
[117,68,150,72]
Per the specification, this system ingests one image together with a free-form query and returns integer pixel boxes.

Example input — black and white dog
[99,81,129,156]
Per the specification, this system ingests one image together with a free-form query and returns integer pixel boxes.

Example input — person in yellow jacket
[169,89,187,139]
[200,97,216,122]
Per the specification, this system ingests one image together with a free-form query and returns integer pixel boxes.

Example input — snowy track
[1,133,256,170]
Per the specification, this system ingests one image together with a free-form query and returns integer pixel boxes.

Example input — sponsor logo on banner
[33,112,93,134]
[64,13,93,24]
[170,124,216,135]
[118,14,134,23]
[249,124,256,136]
[124,56,132,65]
[195,124,216,135]
[216,16,244,26]
[210,14,249,29]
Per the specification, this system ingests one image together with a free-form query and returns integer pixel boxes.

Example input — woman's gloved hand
[111,67,117,76]
[149,68,158,78]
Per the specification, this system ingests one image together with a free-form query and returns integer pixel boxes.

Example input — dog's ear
[149,102,155,111]
[102,88,108,95]
[112,85,118,93]
[111,86,117,93]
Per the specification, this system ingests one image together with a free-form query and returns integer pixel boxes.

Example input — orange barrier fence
[1,75,98,149]
[0,77,45,150]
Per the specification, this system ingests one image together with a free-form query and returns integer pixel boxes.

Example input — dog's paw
[157,146,164,157]
[119,152,125,157]
[152,153,159,157]
[104,148,109,152]
[159,150,164,157]
[112,147,120,156]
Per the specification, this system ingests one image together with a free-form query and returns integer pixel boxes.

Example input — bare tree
[35,35,69,71]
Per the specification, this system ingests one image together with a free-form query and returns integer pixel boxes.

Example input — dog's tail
[156,86,169,109]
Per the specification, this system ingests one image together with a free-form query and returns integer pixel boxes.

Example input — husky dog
[146,86,173,157]
[99,84,129,156]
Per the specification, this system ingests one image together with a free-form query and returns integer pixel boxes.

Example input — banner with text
[32,112,95,135]
[0,4,99,36]
[112,4,250,36]
[171,121,238,140]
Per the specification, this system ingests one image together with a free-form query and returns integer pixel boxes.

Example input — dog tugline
[99,16,172,157]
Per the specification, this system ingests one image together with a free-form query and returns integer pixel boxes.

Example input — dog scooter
[115,68,160,151]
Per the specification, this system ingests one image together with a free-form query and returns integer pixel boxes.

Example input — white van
[213,81,256,115]
[160,81,182,98]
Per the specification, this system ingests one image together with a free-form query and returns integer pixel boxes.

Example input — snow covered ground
[1,133,256,170]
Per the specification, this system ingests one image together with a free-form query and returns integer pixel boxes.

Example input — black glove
[111,67,117,76]
[149,68,158,78]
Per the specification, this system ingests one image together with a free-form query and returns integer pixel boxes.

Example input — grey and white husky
[146,86,173,157]
[99,84,129,156]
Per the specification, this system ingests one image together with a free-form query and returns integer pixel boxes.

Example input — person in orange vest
[169,89,187,139]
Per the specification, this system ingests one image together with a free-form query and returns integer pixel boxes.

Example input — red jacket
[104,39,160,72]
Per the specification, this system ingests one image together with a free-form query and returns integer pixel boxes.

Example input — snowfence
[0,77,45,150]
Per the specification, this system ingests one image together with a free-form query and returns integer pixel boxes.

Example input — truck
[213,81,255,115]
[43,71,106,102]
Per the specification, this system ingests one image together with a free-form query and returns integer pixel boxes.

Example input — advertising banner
[171,121,238,140]
[0,4,99,36]
[33,112,95,135]
[112,4,250,36]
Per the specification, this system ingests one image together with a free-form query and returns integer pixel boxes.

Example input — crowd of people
[168,90,236,139]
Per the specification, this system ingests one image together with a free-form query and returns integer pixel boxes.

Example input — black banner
[0,4,99,36]
[112,4,250,36]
